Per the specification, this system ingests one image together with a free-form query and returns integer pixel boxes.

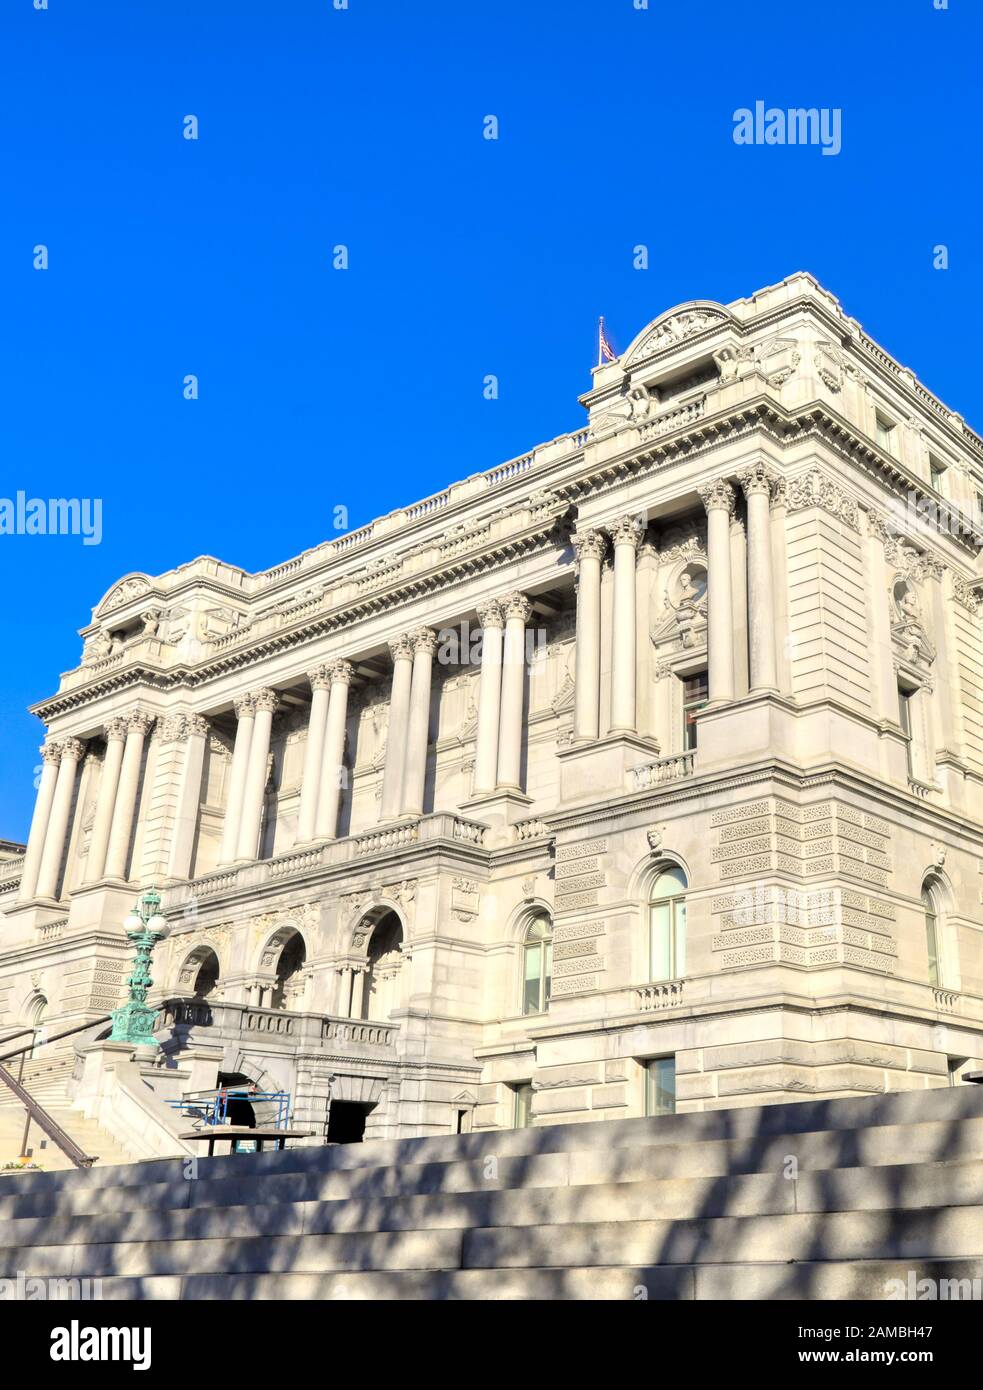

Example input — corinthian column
[401,629,437,817]
[497,593,532,790]
[380,636,414,819]
[84,717,128,884]
[165,713,209,881]
[698,479,737,704]
[473,600,504,794]
[103,711,154,882]
[296,665,332,844]
[572,530,606,743]
[219,695,255,864]
[34,737,85,901]
[18,743,63,903]
[316,660,354,839]
[236,688,278,861]
[609,516,644,734]
[739,463,779,692]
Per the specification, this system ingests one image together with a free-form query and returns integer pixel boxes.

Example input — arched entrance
[362,911,404,1021]
[270,931,307,1010]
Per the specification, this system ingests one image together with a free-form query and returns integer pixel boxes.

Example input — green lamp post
[109,886,171,1049]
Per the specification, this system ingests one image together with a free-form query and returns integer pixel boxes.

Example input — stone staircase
[1,1086,982,1299]
[0,1051,139,1170]
[0,1052,75,1112]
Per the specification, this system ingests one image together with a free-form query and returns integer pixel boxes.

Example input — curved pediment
[622,301,733,369]
[93,573,156,618]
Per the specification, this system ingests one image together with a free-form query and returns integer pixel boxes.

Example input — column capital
[769,475,788,510]
[501,592,533,623]
[185,712,209,738]
[698,478,737,515]
[409,627,438,656]
[233,693,256,719]
[737,462,777,499]
[389,633,415,663]
[308,663,333,692]
[329,658,355,685]
[252,688,279,715]
[58,737,86,762]
[476,599,505,629]
[607,515,645,550]
[572,529,607,566]
[105,716,129,743]
[125,710,155,737]
[39,742,62,766]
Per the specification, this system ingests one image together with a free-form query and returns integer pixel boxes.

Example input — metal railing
[0,1014,111,1171]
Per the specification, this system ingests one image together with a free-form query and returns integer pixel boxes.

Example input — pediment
[622,302,733,369]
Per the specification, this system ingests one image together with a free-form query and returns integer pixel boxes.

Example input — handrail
[0,1061,96,1169]
[0,1013,111,1065]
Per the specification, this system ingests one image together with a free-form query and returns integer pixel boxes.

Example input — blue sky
[1,0,980,838]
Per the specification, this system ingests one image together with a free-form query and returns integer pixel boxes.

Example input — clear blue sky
[1,0,979,839]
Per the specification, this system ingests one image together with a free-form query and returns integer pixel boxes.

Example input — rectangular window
[929,456,947,495]
[976,492,983,528]
[512,1082,534,1129]
[681,670,708,751]
[898,683,914,775]
[925,910,940,988]
[876,413,896,454]
[645,1057,676,1117]
[650,899,686,981]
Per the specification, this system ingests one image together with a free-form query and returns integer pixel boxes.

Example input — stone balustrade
[637,980,686,1011]
[632,751,696,791]
[159,999,398,1056]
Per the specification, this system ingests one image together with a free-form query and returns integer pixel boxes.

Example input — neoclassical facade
[4,272,983,1143]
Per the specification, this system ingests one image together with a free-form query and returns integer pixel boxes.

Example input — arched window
[650,865,687,982]
[922,881,941,987]
[522,915,553,1015]
[28,995,47,1059]
[270,932,307,1011]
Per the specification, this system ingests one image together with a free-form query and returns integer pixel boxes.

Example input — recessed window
[512,1082,534,1129]
[929,456,947,495]
[922,882,941,988]
[645,1057,676,1117]
[650,865,687,982]
[681,671,708,751]
[897,682,917,777]
[876,414,896,454]
[522,914,553,1015]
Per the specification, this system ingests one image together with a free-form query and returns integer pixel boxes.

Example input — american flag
[597,316,617,366]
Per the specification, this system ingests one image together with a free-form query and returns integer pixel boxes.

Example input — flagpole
[597,315,604,368]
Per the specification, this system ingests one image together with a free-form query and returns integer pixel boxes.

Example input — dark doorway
[217,1072,256,1128]
[327,1100,369,1144]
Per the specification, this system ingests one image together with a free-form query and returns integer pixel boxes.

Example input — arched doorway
[362,912,404,1021]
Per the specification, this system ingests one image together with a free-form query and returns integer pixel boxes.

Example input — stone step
[1,1109,981,1220]
[0,1158,981,1250]
[0,1108,135,1172]
[2,1204,982,1281]
[82,1258,983,1302]
[4,1083,982,1198]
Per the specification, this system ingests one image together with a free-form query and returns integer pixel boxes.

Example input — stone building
[3,271,983,1146]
